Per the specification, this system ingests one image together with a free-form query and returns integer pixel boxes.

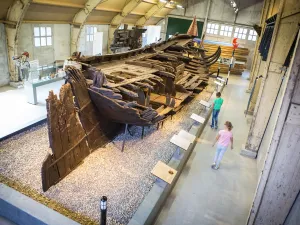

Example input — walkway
[0,80,63,139]
[155,74,258,225]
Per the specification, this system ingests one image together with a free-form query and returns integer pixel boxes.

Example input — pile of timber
[204,43,249,75]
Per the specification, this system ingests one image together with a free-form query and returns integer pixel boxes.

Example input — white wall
[142,25,162,46]
[236,2,264,25]
[170,0,263,26]
[157,19,167,41]
[0,24,9,86]
[53,24,71,60]
[78,25,109,56]
[18,24,70,66]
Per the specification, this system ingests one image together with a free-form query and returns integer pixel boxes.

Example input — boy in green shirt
[211,92,223,129]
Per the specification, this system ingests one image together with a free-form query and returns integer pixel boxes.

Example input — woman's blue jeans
[214,144,227,167]
[211,109,220,128]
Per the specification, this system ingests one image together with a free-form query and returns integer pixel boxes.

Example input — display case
[26,60,65,84]
[25,60,83,105]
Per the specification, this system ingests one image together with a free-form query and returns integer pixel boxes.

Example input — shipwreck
[42,34,221,191]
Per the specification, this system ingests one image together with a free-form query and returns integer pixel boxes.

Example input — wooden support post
[122,124,128,152]
[141,126,145,139]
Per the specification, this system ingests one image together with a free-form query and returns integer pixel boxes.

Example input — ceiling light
[160,0,167,3]
[176,4,184,9]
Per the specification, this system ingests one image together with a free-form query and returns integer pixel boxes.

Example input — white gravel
[0,84,214,225]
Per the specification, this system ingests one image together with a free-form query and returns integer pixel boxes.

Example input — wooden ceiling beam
[32,0,83,8]
[23,20,73,24]
[31,0,172,16]
[135,0,167,27]
[70,0,105,54]
[142,0,157,4]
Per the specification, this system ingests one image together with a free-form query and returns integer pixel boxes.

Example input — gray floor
[155,74,258,225]
[0,80,63,139]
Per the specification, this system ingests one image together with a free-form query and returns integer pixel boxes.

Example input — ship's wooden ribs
[124,83,140,91]
[124,102,148,110]
[183,76,200,88]
[105,73,126,82]
[165,50,182,55]
[144,79,156,86]
[167,45,189,52]
[153,54,178,62]
[65,67,120,150]
[143,59,175,73]
[125,60,166,71]
[90,86,123,100]
[201,46,221,60]
[187,79,203,90]
[149,76,164,83]
[108,74,156,88]
[176,73,193,85]
[134,81,154,90]
[117,86,139,98]
[155,71,175,79]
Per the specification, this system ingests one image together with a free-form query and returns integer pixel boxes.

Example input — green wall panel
[166,17,203,39]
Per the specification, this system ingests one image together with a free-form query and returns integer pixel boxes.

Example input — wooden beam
[32,0,83,8]
[70,0,105,54]
[0,20,17,25]
[23,20,72,24]
[135,1,167,27]
[94,6,122,13]
[142,0,157,4]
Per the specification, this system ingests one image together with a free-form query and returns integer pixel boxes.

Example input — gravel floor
[0,85,214,225]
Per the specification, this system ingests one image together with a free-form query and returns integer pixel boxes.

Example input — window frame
[219,25,233,37]
[206,23,219,35]
[233,27,248,40]
[86,26,97,42]
[34,26,52,47]
[248,29,257,41]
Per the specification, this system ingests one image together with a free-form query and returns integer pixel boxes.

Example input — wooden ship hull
[42,34,221,191]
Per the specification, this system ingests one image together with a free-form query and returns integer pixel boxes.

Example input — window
[206,23,219,35]
[34,26,52,47]
[248,29,257,41]
[220,25,233,37]
[86,26,97,42]
[234,27,247,39]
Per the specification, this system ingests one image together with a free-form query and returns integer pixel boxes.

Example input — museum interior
[0,0,299,224]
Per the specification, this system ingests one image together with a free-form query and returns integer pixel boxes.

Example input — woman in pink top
[211,121,234,170]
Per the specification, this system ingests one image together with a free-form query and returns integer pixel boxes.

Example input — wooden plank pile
[204,43,249,75]
[110,24,147,53]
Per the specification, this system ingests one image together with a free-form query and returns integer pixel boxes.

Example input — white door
[93,32,103,55]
